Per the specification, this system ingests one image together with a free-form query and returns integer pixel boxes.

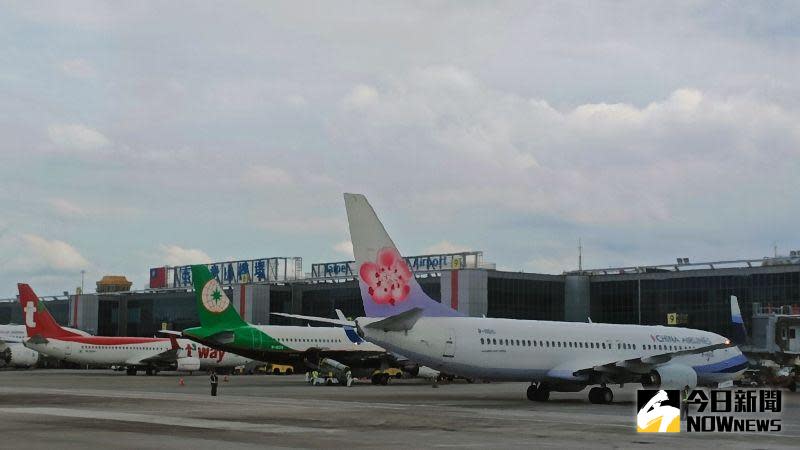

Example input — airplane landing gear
[126,367,137,376]
[588,386,613,404]
[526,383,550,402]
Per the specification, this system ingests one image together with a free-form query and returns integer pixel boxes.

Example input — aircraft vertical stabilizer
[344,193,461,318]
[17,284,80,339]
[730,295,748,346]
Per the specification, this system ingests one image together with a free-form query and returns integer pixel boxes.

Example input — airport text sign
[310,251,481,279]
[155,257,299,288]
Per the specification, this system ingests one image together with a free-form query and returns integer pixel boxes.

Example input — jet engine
[176,356,201,372]
[0,343,39,368]
[642,364,697,389]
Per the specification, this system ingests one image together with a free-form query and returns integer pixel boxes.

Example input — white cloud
[20,234,90,271]
[60,58,97,79]
[342,84,379,110]
[48,198,87,217]
[423,240,470,254]
[333,240,353,257]
[333,68,800,228]
[242,165,293,186]
[47,198,140,219]
[158,245,212,266]
[286,95,307,108]
[47,124,110,152]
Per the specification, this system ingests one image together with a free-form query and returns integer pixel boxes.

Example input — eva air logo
[201,279,230,314]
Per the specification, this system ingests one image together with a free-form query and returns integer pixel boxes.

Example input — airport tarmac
[0,370,797,449]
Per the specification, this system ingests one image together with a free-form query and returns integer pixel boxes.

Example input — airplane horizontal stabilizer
[157,329,182,336]
[364,307,423,332]
[270,313,355,327]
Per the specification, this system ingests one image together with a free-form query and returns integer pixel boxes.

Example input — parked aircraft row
[7,193,747,404]
[15,284,250,374]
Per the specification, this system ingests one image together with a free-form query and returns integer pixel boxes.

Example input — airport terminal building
[2,252,799,342]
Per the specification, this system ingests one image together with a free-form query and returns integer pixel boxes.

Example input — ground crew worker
[680,385,690,419]
[210,370,219,396]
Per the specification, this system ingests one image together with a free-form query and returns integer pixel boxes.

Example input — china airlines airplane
[278,194,747,404]
[17,284,251,375]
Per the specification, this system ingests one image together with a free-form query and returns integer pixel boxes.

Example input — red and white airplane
[18,283,251,375]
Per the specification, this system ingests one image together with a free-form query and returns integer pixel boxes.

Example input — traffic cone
[179,378,185,386]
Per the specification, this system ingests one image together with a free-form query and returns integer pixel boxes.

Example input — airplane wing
[270,312,354,327]
[364,308,423,332]
[547,342,733,382]
[126,349,180,366]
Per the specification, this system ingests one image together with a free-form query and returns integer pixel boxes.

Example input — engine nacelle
[1,343,39,368]
[176,356,201,372]
[642,364,698,389]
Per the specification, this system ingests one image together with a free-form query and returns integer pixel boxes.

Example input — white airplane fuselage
[25,336,250,369]
[358,317,746,386]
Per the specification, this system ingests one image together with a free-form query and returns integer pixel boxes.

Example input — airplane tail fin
[344,193,461,318]
[730,295,748,346]
[17,283,79,339]
[191,265,248,330]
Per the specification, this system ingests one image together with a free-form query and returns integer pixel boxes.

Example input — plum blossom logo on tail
[359,247,412,305]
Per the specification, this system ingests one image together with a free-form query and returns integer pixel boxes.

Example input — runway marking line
[0,407,338,435]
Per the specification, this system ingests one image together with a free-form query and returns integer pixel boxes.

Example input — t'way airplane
[18,283,251,375]
[170,264,408,385]
[1,320,91,369]
[277,194,748,404]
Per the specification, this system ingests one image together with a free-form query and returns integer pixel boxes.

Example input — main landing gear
[588,386,614,404]
[526,383,614,404]
[526,383,550,401]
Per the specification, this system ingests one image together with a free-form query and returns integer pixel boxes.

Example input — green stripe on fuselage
[183,324,291,352]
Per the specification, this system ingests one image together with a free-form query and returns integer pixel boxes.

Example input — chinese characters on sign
[155,257,301,288]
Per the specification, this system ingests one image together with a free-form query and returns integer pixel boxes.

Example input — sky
[0,1,798,297]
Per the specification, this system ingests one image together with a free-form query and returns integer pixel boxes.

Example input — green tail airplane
[176,265,406,383]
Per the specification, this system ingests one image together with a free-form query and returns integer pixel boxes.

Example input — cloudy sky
[0,1,798,297]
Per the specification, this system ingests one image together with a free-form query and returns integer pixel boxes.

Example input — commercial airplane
[0,325,38,368]
[17,283,251,375]
[277,193,747,403]
[171,264,409,385]
[1,320,91,369]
